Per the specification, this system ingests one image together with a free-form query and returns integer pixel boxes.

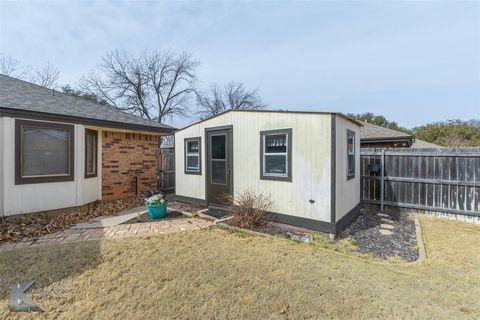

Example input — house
[0,75,174,217]
[174,110,362,236]
[411,139,443,148]
[360,122,442,148]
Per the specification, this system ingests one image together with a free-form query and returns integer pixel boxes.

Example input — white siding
[335,116,361,221]
[1,117,102,216]
[0,117,4,217]
[175,111,333,222]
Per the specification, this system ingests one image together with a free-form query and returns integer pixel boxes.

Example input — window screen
[347,129,355,179]
[185,138,201,174]
[260,129,292,181]
[85,129,97,177]
[22,128,70,176]
[15,119,74,185]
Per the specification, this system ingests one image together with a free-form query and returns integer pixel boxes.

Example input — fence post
[380,149,385,212]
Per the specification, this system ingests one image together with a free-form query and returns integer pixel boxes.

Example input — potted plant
[146,194,168,219]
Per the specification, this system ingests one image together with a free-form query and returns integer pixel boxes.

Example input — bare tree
[195,83,226,119]
[81,49,199,124]
[31,61,60,88]
[0,54,28,78]
[1,54,60,89]
[160,135,174,147]
[196,81,266,119]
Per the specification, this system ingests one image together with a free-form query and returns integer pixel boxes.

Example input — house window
[260,129,292,181]
[185,137,201,174]
[347,129,355,179]
[85,129,98,178]
[15,119,74,185]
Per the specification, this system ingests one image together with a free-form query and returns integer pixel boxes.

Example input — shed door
[206,128,232,206]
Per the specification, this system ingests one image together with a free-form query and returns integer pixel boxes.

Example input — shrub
[223,190,272,229]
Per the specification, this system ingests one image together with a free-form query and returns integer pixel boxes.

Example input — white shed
[174,110,362,235]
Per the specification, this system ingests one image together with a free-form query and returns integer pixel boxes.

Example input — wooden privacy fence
[360,148,480,217]
[159,146,175,192]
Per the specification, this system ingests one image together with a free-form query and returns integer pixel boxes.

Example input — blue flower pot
[146,203,168,219]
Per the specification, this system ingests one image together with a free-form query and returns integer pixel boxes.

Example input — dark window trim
[84,129,98,178]
[209,132,228,186]
[184,137,201,175]
[260,128,292,182]
[15,119,75,185]
[347,129,356,180]
[204,125,234,207]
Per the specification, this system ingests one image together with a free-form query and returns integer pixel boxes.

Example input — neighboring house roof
[0,74,174,134]
[175,109,363,133]
[411,139,443,148]
[360,122,413,144]
[360,122,444,148]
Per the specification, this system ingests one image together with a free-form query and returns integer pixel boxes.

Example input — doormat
[202,209,229,219]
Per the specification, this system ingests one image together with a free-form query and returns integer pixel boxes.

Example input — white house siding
[335,116,361,221]
[1,117,102,216]
[175,111,333,222]
[0,117,4,216]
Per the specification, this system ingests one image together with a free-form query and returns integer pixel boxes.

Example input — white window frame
[185,137,201,174]
[260,129,292,182]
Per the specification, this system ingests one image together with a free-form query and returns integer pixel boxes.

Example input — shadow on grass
[0,240,102,301]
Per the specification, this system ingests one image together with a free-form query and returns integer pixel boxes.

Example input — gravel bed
[345,209,419,262]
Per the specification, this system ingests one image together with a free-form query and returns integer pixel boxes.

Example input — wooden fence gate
[159,146,175,192]
[360,148,480,218]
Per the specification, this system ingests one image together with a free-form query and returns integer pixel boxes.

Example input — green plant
[146,195,167,206]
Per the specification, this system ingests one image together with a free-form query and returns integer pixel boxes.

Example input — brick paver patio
[0,218,213,252]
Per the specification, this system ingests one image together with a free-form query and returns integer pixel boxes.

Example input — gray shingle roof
[360,122,412,142]
[411,139,443,148]
[0,74,174,133]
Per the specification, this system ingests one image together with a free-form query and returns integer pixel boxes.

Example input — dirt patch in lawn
[224,218,314,240]
[0,217,478,319]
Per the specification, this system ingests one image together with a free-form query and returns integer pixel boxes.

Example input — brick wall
[102,131,158,201]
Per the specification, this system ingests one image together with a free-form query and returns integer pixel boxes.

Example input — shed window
[347,129,355,179]
[260,129,292,181]
[15,119,74,185]
[85,129,98,178]
[185,137,201,174]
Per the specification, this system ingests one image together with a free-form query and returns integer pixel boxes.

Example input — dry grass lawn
[0,217,479,319]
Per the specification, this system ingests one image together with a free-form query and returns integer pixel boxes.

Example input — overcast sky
[1,1,479,128]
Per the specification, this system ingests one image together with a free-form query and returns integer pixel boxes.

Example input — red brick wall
[102,131,158,201]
